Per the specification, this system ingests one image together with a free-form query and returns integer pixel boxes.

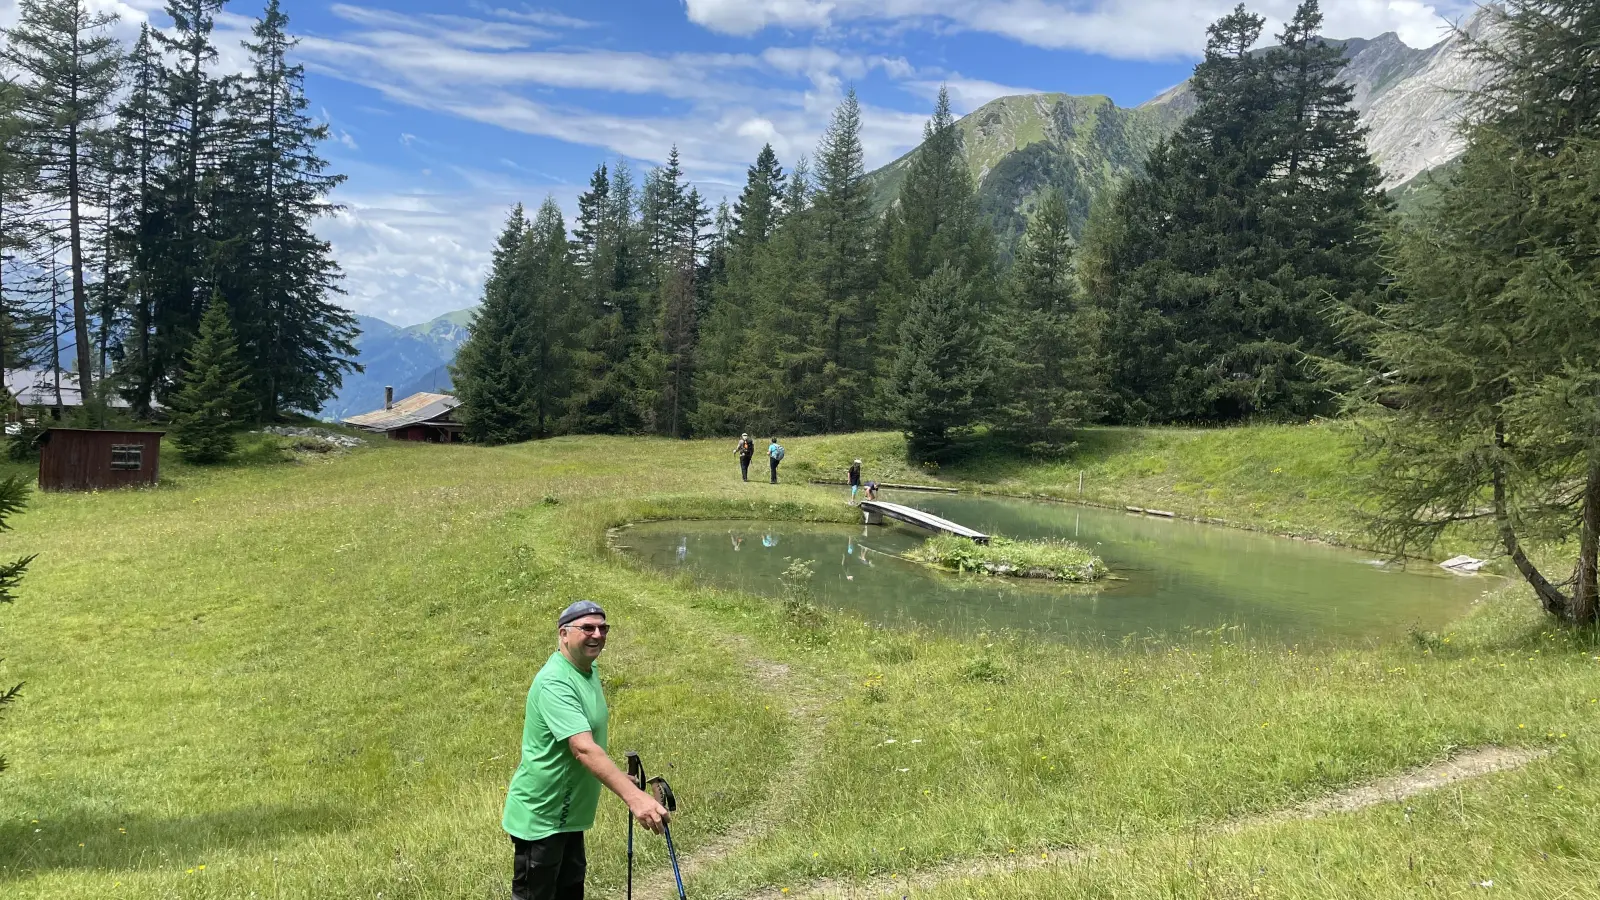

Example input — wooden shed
[39,429,164,492]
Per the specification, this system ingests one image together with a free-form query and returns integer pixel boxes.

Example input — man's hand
[627,790,670,834]
[567,731,675,834]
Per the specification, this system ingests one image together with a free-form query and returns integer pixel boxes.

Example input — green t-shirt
[502,652,609,840]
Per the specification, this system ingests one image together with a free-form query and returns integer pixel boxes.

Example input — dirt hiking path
[744,745,1550,900]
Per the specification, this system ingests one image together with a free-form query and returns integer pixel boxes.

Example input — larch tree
[3,0,122,398]
[1348,0,1600,626]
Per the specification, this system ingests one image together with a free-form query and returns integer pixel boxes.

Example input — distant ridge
[321,307,475,420]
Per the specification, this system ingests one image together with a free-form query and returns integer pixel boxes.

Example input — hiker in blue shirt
[767,437,784,484]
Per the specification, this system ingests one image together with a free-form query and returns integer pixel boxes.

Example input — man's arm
[567,731,670,834]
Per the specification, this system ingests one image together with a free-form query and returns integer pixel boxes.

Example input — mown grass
[909,533,1106,581]
[0,427,1596,900]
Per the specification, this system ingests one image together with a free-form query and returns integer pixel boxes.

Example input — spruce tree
[568,162,646,434]
[995,188,1104,449]
[111,25,166,415]
[172,296,251,464]
[807,90,877,433]
[878,86,996,402]
[3,0,123,399]
[0,471,34,774]
[144,0,229,410]
[732,143,784,250]
[571,163,608,271]
[453,206,536,445]
[889,263,991,460]
[1350,0,1600,626]
[1091,0,1385,423]
[220,0,356,419]
[521,197,579,438]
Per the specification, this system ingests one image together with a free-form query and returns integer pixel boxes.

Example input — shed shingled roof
[342,392,460,432]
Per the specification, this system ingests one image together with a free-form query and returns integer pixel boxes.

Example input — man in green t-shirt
[503,600,670,899]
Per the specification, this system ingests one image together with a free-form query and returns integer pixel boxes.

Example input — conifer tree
[807,90,877,432]
[3,0,123,399]
[732,143,784,250]
[0,470,34,774]
[571,162,608,271]
[878,86,995,395]
[143,0,229,409]
[569,162,645,434]
[521,197,579,438]
[995,188,1104,449]
[0,77,48,378]
[1349,0,1600,626]
[172,296,251,464]
[889,263,991,460]
[111,25,166,414]
[219,0,356,418]
[453,206,535,445]
[1091,0,1385,423]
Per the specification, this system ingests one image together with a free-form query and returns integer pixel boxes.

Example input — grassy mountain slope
[867,20,1487,255]
[867,93,1186,247]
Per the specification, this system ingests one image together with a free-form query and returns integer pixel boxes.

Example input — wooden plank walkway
[860,500,990,544]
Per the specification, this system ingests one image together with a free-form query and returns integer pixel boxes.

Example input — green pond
[618,493,1493,645]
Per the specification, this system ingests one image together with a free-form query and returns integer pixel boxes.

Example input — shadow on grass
[927,428,1147,483]
[0,803,348,880]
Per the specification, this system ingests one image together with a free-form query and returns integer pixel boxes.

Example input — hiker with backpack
[768,437,785,484]
[735,433,756,482]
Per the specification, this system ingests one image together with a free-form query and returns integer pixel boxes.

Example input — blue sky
[7,1,1472,327]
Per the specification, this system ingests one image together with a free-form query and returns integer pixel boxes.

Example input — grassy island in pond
[911,533,1108,581]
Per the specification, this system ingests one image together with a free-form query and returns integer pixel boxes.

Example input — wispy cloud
[298,6,939,177]
[683,0,1474,59]
[903,76,1045,115]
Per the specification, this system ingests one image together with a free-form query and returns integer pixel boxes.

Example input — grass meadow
[0,424,1596,899]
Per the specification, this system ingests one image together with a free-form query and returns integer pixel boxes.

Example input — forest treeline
[455,0,1390,457]
[0,0,353,423]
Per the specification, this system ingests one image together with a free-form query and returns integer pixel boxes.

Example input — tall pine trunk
[67,78,93,399]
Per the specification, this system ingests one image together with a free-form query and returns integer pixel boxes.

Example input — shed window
[110,444,144,471]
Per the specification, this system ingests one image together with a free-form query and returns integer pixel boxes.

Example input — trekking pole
[647,775,687,900]
[625,752,643,900]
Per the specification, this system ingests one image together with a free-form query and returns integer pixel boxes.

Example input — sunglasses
[565,623,610,635]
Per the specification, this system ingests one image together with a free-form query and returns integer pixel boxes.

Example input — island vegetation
[910,533,1108,582]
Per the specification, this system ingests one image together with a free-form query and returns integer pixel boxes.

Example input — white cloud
[297,9,937,179]
[683,0,1475,59]
[903,76,1045,114]
[464,2,596,30]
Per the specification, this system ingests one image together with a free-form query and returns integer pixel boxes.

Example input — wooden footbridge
[860,500,989,544]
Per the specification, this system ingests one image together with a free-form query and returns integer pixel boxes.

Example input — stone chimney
[385,386,394,410]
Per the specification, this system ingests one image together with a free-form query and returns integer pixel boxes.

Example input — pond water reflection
[619,494,1492,645]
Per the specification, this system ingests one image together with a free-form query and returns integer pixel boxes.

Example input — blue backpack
[771,443,785,462]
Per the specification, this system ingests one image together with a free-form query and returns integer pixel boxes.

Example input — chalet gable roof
[341,392,460,432]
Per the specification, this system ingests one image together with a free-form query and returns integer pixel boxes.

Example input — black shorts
[511,831,586,900]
